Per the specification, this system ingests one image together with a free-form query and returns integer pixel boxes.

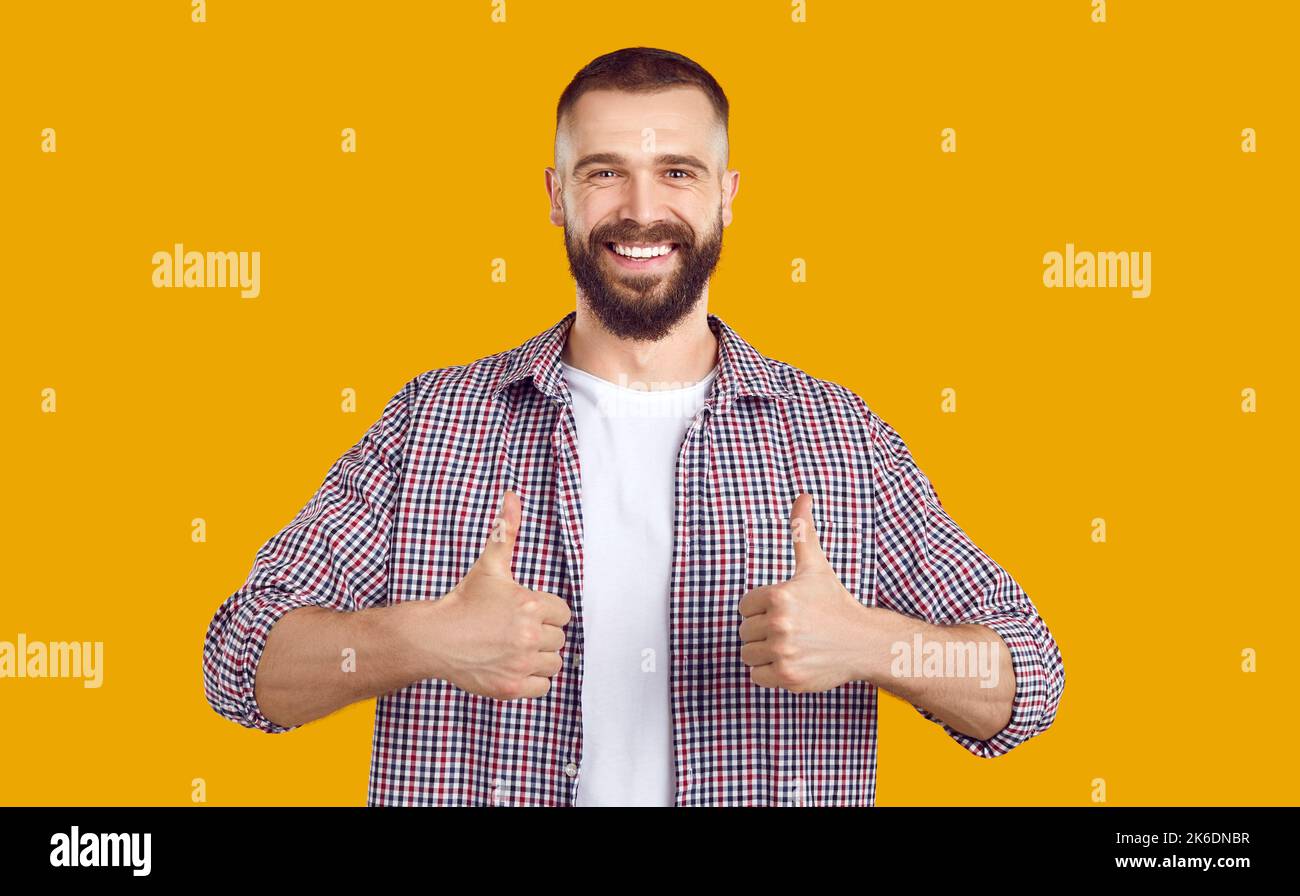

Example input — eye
[592,170,619,178]
[666,169,695,179]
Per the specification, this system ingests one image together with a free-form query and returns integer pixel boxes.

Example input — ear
[721,168,739,227]
[545,167,565,227]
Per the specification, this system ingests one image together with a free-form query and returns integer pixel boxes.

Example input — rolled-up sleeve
[202,375,418,733]
[867,408,1065,758]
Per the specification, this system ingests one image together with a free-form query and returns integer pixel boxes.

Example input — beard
[564,205,724,342]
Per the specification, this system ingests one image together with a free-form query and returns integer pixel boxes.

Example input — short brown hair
[555,47,729,165]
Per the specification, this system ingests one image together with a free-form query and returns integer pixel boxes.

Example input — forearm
[851,607,1015,741]
[254,600,440,730]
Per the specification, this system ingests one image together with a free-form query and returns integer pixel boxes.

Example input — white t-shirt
[559,358,718,807]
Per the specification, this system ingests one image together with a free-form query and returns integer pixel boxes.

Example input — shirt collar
[489,310,794,408]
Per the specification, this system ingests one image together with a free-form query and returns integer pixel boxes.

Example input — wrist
[385,599,450,684]
[851,604,906,686]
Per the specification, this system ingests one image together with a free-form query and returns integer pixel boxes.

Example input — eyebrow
[572,152,712,174]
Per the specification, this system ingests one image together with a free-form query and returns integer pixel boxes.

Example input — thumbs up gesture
[427,490,572,700]
[738,494,871,692]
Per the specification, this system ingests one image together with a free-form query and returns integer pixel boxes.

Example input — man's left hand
[738,493,874,692]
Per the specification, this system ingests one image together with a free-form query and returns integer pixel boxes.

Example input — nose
[615,170,667,233]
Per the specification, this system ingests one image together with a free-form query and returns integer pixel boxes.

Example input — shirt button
[564,762,579,778]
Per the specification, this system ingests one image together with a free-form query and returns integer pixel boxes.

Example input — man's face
[547,87,740,341]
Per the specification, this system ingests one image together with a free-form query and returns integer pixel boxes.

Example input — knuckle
[505,655,531,677]
[770,587,794,609]
[491,678,521,701]
[552,599,573,625]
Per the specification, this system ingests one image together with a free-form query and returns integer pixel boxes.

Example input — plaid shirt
[203,310,1065,806]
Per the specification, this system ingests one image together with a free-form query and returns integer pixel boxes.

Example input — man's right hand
[424,489,571,700]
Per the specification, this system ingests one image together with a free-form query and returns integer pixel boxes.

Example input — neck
[562,290,719,388]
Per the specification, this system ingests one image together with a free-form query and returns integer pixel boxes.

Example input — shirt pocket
[743,514,866,605]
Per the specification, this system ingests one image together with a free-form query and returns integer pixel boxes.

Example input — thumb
[790,493,829,574]
[479,489,521,579]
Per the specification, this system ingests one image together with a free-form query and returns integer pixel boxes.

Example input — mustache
[589,227,694,249]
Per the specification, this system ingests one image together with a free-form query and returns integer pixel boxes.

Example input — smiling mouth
[603,241,680,268]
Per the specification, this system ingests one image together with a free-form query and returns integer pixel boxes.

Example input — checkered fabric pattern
[203,310,1065,806]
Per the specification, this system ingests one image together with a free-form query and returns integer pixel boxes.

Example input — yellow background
[2,1,1295,806]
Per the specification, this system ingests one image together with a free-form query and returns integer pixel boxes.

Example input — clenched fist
[739,493,870,692]
[427,490,571,700]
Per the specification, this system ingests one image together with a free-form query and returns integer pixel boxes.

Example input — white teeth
[613,243,673,258]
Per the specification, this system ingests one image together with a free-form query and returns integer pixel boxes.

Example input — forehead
[562,87,719,156]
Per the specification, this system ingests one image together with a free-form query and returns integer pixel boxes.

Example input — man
[203,47,1065,807]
